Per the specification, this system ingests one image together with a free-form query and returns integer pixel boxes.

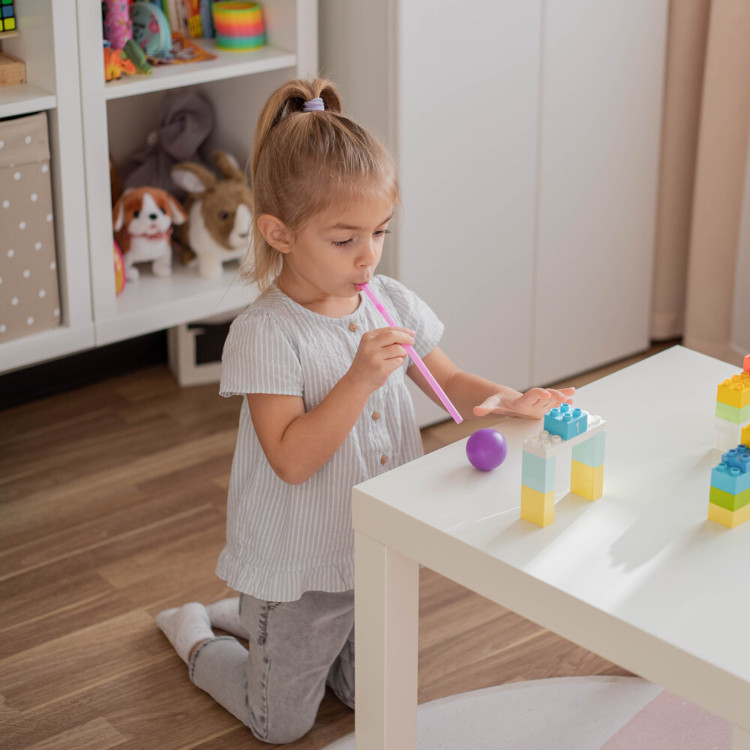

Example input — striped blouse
[216,275,444,601]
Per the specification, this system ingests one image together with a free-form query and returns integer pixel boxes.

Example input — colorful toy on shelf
[171,150,253,280]
[0,0,17,37]
[212,1,265,51]
[103,47,136,81]
[122,39,153,74]
[521,409,607,527]
[104,0,133,50]
[714,354,750,452]
[113,242,126,295]
[112,186,187,281]
[708,445,750,528]
[130,1,172,57]
[466,429,508,472]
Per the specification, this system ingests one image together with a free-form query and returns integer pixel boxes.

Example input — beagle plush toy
[113,187,187,280]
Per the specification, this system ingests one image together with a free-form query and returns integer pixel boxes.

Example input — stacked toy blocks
[708,444,750,528]
[714,355,750,452]
[521,405,607,527]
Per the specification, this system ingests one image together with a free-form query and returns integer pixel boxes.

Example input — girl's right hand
[347,327,415,392]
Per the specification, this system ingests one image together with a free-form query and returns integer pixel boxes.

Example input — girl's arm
[407,346,574,421]
[248,326,414,485]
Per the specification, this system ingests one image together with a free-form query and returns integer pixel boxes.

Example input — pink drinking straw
[358,283,463,424]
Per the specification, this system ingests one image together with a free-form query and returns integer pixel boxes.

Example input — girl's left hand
[473,386,575,420]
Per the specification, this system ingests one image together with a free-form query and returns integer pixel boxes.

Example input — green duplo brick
[716,401,750,425]
[521,452,556,493]
[709,484,750,512]
[572,432,606,467]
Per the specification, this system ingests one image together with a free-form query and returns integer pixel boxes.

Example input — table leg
[733,726,750,750]
[355,531,420,750]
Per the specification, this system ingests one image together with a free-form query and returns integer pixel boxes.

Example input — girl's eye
[374,229,391,239]
[332,238,353,247]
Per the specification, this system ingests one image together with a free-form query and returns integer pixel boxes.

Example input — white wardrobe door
[399,1,542,425]
[533,0,668,385]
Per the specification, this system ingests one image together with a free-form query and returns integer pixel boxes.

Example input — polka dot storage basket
[0,112,60,342]
[212,2,265,51]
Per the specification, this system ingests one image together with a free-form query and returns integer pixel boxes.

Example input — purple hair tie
[303,97,325,112]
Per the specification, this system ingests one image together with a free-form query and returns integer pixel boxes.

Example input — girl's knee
[258,713,316,745]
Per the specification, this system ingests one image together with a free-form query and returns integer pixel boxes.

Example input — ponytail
[241,78,399,293]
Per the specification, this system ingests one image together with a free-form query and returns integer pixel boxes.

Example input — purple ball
[466,428,508,471]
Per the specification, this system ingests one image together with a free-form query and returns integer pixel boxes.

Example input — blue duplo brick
[544,404,588,440]
[711,463,750,495]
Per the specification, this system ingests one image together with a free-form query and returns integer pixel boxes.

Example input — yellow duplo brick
[742,423,750,448]
[708,501,750,529]
[570,460,604,501]
[521,485,554,527]
[717,372,750,410]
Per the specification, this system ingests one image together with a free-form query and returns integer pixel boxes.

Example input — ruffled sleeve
[220,309,304,397]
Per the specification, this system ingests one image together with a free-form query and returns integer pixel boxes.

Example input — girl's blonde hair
[241,78,400,292]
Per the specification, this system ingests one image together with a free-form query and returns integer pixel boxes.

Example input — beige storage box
[0,111,60,342]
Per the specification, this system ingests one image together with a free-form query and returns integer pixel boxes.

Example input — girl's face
[275,194,394,314]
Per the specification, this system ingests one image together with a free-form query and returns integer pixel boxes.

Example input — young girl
[156,78,574,744]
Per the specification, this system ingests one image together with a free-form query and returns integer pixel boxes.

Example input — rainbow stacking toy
[212,2,265,51]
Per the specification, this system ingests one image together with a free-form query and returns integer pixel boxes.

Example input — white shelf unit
[0,2,317,375]
[78,0,318,347]
[0,0,94,372]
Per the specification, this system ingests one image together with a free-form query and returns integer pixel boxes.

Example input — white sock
[155,602,215,663]
[206,596,247,638]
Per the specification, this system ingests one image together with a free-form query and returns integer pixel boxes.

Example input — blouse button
[372,411,380,420]
[380,455,388,465]
[349,323,358,332]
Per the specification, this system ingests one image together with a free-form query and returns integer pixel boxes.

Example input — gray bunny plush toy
[171,150,253,280]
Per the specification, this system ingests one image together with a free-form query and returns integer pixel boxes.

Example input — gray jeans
[190,589,355,744]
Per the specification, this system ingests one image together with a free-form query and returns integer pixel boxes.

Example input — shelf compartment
[103,42,296,100]
[0,83,56,119]
[95,262,257,345]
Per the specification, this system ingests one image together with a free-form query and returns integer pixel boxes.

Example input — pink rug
[601,690,732,750]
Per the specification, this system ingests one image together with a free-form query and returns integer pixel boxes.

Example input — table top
[352,346,750,727]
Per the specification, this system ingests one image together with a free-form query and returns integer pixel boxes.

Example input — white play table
[352,346,750,749]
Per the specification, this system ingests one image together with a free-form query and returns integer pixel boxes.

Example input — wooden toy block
[715,400,750,425]
[0,52,25,86]
[572,431,606,468]
[521,452,556,493]
[708,501,750,529]
[709,484,750,513]
[521,485,554,527]
[570,460,604,501]
[717,372,750,410]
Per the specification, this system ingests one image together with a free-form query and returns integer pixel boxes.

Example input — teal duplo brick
[711,463,750,495]
[572,432,606,468]
[544,404,588,440]
[722,445,750,473]
[522,451,556,492]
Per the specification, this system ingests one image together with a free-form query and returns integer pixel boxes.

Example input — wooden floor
[0,342,676,749]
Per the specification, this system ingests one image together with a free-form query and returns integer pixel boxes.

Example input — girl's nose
[358,241,378,267]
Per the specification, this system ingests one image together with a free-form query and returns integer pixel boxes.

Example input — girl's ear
[257,214,292,253]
